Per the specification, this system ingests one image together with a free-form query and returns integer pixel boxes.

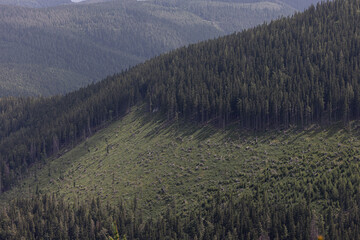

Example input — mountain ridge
[0,0,359,194]
[0,0,318,96]
[2,0,360,239]
[0,0,321,9]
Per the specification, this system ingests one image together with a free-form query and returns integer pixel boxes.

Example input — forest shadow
[138,109,219,142]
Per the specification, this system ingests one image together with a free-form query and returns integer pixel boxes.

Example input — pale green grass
[3,106,360,217]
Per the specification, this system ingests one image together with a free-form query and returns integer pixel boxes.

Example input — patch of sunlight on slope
[3,105,360,217]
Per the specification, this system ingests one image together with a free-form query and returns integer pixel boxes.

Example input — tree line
[0,0,359,197]
[1,187,360,239]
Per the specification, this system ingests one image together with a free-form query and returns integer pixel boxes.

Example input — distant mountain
[0,0,359,194]
[0,1,220,96]
[0,0,71,8]
[0,0,318,96]
[0,0,324,10]
[1,0,360,238]
[280,0,324,10]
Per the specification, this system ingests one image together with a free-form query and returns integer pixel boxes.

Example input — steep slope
[3,105,360,239]
[0,0,300,96]
[0,0,359,195]
[1,0,360,238]
[3,105,360,215]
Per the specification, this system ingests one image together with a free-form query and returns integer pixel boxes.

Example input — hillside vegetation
[3,105,360,213]
[0,0,359,195]
[3,106,360,239]
[0,0,297,96]
[1,0,360,238]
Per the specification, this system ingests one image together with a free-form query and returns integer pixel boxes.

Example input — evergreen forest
[1,0,360,239]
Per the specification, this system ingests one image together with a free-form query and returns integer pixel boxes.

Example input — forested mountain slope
[0,0,359,238]
[0,0,309,96]
[0,0,359,195]
[2,106,360,239]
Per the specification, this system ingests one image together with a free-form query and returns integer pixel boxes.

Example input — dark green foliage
[1,2,360,238]
[0,78,133,192]
[2,187,360,239]
[0,0,359,196]
[140,0,360,129]
[3,124,360,238]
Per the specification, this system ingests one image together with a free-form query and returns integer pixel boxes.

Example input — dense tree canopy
[2,185,360,239]
[142,0,360,129]
[0,0,359,195]
[1,0,360,238]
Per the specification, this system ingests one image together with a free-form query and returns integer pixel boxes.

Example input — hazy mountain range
[1,0,360,238]
[0,0,322,10]
[0,0,322,96]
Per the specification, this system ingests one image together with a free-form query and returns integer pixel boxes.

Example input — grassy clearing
[3,106,360,217]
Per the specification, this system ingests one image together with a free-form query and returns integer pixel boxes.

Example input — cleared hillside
[1,0,360,239]
[0,0,359,195]
[3,105,360,217]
